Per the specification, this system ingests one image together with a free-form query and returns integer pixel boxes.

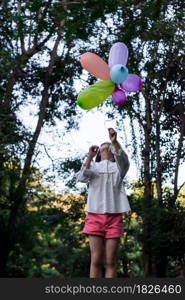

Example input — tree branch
[16,0,26,54]
[33,0,53,47]
[177,181,185,195]
[131,107,144,128]
[173,118,185,201]
[25,31,53,59]
[154,100,163,207]
[12,29,63,212]
[3,29,53,109]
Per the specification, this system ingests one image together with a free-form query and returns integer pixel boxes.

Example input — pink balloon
[121,74,142,92]
[80,52,110,80]
[112,88,127,106]
[108,42,128,69]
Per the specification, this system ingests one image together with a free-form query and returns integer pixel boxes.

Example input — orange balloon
[80,52,110,80]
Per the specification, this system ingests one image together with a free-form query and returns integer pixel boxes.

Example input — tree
[99,0,185,276]
[5,170,88,277]
[0,0,119,276]
[1,0,184,277]
[51,0,185,277]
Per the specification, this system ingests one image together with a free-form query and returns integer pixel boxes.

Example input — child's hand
[108,128,117,144]
[88,145,99,158]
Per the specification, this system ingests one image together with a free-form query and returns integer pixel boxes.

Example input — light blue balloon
[110,64,128,84]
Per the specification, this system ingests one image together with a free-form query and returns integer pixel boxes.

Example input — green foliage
[58,157,87,192]
[6,181,90,277]
[128,183,185,276]
[0,0,121,276]
[4,172,185,277]
[103,0,185,185]
[118,211,144,277]
[1,0,185,278]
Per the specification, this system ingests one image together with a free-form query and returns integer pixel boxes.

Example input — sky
[16,67,184,194]
[17,97,185,195]
[16,51,185,195]
[34,107,139,192]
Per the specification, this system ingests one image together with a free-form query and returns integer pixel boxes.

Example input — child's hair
[95,142,115,162]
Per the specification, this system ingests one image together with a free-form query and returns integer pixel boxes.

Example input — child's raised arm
[108,128,130,178]
[83,145,99,168]
[76,145,99,183]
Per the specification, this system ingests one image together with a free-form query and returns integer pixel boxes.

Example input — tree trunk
[0,228,13,277]
[143,92,153,277]
[154,101,163,207]
[143,141,153,277]
[154,249,168,277]
[0,31,62,275]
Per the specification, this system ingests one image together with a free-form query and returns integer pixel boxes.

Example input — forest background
[0,0,185,277]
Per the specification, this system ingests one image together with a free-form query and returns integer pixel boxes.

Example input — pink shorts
[83,212,124,239]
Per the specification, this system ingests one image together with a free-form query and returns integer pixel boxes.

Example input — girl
[77,128,131,278]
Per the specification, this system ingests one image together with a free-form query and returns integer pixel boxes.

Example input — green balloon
[77,80,115,110]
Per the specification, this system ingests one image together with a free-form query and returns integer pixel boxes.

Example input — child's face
[100,143,110,152]
[99,143,114,161]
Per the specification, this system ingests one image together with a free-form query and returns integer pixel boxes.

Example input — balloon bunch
[77,42,142,110]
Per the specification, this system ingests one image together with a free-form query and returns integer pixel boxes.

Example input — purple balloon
[121,74,142,92]
[112,88,127,106]
[108,42,128,69]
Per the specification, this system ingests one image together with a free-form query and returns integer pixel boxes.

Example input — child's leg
[89,235,105,278]
[105,238,120,278]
